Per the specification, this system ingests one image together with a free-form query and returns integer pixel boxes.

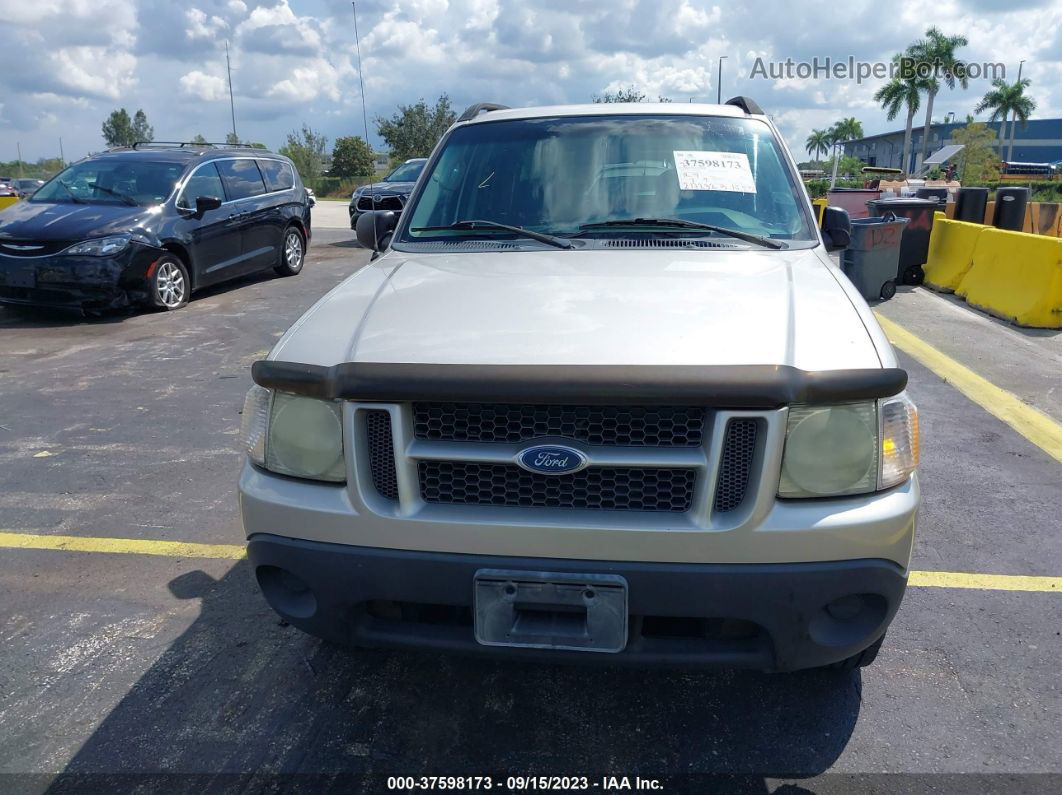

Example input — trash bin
[867,197,940,285]
[955,187,989,223]
[840,214,909,301]
[826,188,882,219]
[993,187,1029,232]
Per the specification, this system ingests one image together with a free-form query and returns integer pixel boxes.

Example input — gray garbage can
[840,214,910,301]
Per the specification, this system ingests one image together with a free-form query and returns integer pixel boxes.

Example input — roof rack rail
[129,141,263,150]
[724,96,764,115]
[457,103,510,123]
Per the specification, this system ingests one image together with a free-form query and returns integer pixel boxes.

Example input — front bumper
[246,533,908,670]
[0,243,158,309]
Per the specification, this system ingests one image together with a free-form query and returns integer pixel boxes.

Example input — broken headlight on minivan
[240,386,346,483]
[778,393,918,498]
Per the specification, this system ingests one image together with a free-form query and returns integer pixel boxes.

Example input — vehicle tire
[903,265,925,286]
[827,634,885,671]
[149,254,190,311]
[275,226,305,277]
[879,280,896,300]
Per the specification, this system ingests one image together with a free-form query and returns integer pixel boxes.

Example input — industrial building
[841,117,1062,172]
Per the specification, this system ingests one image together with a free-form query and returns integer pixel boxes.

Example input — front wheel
[274,227,305,277]
[149,254,189,311]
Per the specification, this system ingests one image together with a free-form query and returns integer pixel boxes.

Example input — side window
[215,159,267,201]
[258,159,295,192]
[177,163,225,209]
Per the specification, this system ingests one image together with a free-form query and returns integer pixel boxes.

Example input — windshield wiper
[55,180,85,204]
[577,218,785,249]
[412,220,572,250]
[90,184,138,206]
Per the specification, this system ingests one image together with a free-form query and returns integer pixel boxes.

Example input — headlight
[239,386,346,482]
[778,394,918,498]
[64,235,130,256]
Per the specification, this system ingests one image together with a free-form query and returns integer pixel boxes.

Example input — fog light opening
[256,565,318,619]
[809,593,888,647]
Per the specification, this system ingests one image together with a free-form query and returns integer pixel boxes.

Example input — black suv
[348,157,426,230]
[0,143,312,312]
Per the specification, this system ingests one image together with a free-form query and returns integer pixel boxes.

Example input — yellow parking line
[876,313,1062,464]
[2,531,1061,593]
[0,532,245,559]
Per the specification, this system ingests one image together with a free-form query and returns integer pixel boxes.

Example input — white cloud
[179,70,227,101]
[186,8,228,41]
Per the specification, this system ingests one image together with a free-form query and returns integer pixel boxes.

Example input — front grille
[365,410,399,500]
[0,240,73,257]
[713,419,759,512]
[419,461,695,513]
[413,403,705,447]
[356,194,404,212]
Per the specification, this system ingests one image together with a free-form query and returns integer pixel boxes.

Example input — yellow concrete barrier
[956,228,1062,328]
[923,213,987,293]
[0,196,19,212]
[812,198,827,226]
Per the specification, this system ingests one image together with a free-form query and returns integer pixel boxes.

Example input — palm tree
[975,77,1037,162]
[828,117,865,188]
[873,55,927,174]
[908,27,969,167]
[805,129,831,161]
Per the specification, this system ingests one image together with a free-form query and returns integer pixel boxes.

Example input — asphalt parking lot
[1,205,1061,792]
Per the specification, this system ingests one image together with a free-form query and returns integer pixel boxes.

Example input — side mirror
[821,206,851,250]
[195,195,223,214]
[356,210,398,251]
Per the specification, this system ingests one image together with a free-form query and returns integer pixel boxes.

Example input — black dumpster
[955,187,989,223]
[867,197,940,285]
[993,187,1029,232]
[915,187,949,203]
[840,215,909,301]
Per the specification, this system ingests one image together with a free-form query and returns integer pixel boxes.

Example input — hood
[357,182,417,197]
[272,248,882,372]
[0,200,159,242]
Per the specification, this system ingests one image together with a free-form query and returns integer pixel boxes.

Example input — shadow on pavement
[51,560,861,790]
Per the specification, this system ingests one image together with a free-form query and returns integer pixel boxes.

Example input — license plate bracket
[474,569,628,653]
[4,269,36,288]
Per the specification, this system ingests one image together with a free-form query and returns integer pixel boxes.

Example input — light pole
[717,56,728,104]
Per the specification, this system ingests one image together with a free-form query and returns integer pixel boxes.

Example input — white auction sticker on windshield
[673,151,757,193]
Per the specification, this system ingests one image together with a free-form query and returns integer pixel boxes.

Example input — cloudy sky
[2,0,1060,164]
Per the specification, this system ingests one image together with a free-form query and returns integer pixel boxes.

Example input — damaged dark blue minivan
[0,143,312,312]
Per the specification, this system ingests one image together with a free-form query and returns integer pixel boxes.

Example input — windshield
[401,115,816,246]
[32,159,186,207]
[385,160,425,182]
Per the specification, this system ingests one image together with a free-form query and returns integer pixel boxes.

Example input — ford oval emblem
[516,445,588,475]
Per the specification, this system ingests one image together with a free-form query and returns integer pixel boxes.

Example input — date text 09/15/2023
[385,775,664,791]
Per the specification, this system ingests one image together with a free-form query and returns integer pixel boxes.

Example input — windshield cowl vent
[410,240,520,251]
[600,238,742,249]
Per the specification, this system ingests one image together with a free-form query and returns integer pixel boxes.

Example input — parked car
[240,100,919,671]
[0,143,311,312]
[15,179,45,197]
[348,157,427,230]
[0,182,19,199]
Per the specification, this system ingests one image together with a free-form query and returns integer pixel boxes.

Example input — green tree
[951,122,1002,184]
[805,129,831,160]
[974,77,1036,162]
[375,95,455,163]
[278,125,329,182]
[874,54,930,174]
[828,117,864,188]
[102,108,154,147]
[331,136,375,178]
[907,27,969,166]
[191,134,209,145]
[593,86,673,103]
[225,131,240,145]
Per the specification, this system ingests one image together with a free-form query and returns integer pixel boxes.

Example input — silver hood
[271,248,884,372]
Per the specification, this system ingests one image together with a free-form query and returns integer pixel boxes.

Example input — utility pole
[16,142,23,178]
[59,137,65,168]
[1006,59,1026,163]
[226,41,238,143]
[717,56,728,104]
